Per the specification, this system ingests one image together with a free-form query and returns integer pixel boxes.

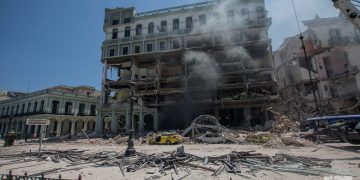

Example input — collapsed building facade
[0,86,100,138]
[274,14,360,120]
[97,0,278,135]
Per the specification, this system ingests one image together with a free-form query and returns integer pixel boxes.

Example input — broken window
[124,26,131,37]
[160,20,167,32]
[109,49,115,57]
[123,17,131,23]
[186,17,193,29]
[173,19,179,30]
[199,14,206,25]
[21,104,25,114]
[27,103,31,113]
[33,101,37,112]
[134,45,141,54]
[329,29,342,41]
[227,10,235,23]
[78,103,85,116]
[51,101,59,114]
[256,6,266,19]
[148,22,154,34]
[112,29,118,39]
[146,43,153,52]
[173,39,180,49]
[65,102,72,115]
[112,19,119,25]
[16,105,19,114]
[159,42,166,50]
[136,24,142,35]
[40,100,44,112]
[122,46,129,55]
[90,104,96,116]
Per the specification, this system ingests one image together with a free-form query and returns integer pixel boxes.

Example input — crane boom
[332,0,360,30]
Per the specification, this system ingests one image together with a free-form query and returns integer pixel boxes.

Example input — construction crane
[332,0,360,30]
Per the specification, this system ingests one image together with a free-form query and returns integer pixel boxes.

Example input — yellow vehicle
[147,132,182,145]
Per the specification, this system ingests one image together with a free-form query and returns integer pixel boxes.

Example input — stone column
[243,107,251,128]
[70,120,76,135]
[95,112,102,135]
[83,120,88,132]
[34,125,39,138]
[15,120,20,133]
[56,120,62,137]
[4,121,9,134]
[139,108,144,133]
[111,111,118,134]
[0,122,5,136]
[21,120,26,138]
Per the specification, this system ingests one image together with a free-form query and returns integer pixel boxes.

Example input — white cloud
[266,0,339,50]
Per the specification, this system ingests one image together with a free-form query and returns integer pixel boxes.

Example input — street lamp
[125,81,137,157]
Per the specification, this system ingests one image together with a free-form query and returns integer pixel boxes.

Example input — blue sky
[0,0,338,92]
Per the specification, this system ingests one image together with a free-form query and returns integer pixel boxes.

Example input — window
[136,24,142,35]
[123,17,131,23]
[78,103,85,116]
[65,102,72,115]
[186,17,193,29]
[124,27,131,37]
[215,35,222,44]
[256,6,266,19]
[213,12,220,21]
[173,19,179,30]
[112,29,118,39]
[40,100,44,112]
[33,101,38,112]
[109,49,115,57]
[6,107,9,115]
[146,43,153,52]
[134,45,141,54]
[27,103,31,113]
[51,101,59,114]
[159,42,166,50]
[330,29,342,41]
[122,47,129,55]
[160,20,167,32]
[1,107,4,116]
[199,14,206,25]
[10,106,14,115]
[90,105,96,116]
[319,65,323,70]
[173,39,180,49]
[16,105,19,114]
[112,19,119,25]
[241,8,250,16]
[21,104,25,114]
[227,10,235,23]
[148,22,154,34]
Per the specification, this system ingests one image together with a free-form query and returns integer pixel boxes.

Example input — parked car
[147,132,182,145]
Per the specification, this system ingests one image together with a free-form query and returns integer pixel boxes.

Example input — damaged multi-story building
[98,0,278,135]
[0,85,100,138]
[274,14,360,120]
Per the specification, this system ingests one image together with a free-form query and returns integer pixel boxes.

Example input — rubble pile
[3,146,350,179]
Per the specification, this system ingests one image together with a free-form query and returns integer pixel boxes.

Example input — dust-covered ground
[0,140,359,180]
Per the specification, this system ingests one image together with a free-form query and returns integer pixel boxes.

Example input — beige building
[274,14,360,120]
[97,0,279,135]
[0,85,100,138]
